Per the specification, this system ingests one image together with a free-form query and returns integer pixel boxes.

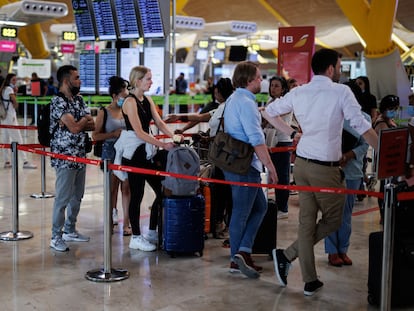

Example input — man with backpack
[49,65,95,252]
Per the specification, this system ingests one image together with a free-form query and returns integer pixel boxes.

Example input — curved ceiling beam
[256,0,331,49]
[336,0,397,58]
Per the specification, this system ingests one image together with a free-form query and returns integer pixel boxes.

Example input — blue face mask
[117,97,124,107]
[407,106,414,117]
[386,110,396,119]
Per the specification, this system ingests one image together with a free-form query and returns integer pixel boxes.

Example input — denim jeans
[324,178,360,254]
[270,141,292,212]
[52,166,86,237]
[223,166,267,260]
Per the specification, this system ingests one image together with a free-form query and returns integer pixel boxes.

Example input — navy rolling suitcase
[163,195,205,257]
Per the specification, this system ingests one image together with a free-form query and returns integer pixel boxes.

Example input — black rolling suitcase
[252,199,277,257]
[367,231,414,307]
[163,195,205,257]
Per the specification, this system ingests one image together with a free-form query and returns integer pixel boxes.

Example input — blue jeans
[223,166,267,260]
[324,179,360,254]
[52,166,86,237]
[270,141,292,212]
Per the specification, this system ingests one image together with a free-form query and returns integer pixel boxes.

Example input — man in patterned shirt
[49,65,95,252]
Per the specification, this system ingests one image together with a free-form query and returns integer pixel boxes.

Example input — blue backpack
[162,146,200,196]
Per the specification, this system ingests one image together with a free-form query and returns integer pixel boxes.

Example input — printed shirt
[50,94,89,169]
[265,75,372,162]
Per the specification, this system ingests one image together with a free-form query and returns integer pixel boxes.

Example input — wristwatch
[290,130,297,139]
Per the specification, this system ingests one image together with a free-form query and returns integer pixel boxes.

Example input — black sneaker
[304,279,324,296]
[272,248,291,287]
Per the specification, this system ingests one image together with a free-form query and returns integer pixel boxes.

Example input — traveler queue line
[2,124,412,284]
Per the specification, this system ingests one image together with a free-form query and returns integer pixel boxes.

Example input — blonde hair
[129,66,150,89]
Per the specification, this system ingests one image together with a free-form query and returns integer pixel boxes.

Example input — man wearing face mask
[92,76,131,236]
[373,94,400,223]
[49,65,95,252]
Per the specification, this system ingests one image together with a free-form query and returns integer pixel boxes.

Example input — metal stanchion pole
[0,142,34,241]
[380,181,396,311]
[85,159,129,282]
[31,148,54,198]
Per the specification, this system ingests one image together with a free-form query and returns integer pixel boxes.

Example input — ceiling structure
[10,0,414,61]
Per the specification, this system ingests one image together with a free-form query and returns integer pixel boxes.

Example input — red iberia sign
[278,26,315,85]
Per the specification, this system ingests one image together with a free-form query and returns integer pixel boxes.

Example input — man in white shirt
[262,48,378,296]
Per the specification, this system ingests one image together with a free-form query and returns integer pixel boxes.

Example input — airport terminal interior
[2,0,414,310]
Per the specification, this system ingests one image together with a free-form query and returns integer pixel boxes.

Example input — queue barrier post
[380,180,396,311]
[0,142,34,241]
[85,159,129,282]
[31,148,54,199]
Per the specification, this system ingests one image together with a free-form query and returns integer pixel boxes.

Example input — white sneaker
[112,209,118,225]
[145,230,158,244]
[129,235,156,251]
[62,231,90,242]
[23,161,37,169]
[277,211,288,219]
[50,236,69,252]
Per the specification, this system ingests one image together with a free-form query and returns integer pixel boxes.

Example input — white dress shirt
[265,75,372,162]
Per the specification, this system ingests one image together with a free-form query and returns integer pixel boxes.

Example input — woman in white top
[265,76,293,219]
[1,73,36,169]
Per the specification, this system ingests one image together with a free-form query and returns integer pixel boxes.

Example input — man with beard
[49,65,95,252]
[262,49,378,296]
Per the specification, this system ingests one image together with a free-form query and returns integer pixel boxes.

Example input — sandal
[123,227,132,236]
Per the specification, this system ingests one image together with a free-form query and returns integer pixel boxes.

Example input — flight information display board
[79,49,96,93]
[114,0,140,39]
[98,49,117,94]
[91,0,117,41]
[137,0,164,38]
[72,0,96,41]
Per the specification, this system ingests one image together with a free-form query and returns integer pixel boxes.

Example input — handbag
[85,133,93,153]
[0,97,9,120]
[208,108,254,175]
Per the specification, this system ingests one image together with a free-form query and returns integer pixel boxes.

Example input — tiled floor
[0,126,406,311]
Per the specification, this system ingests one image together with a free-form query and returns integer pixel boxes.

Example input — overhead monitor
[136,0,164,38]
[196,49,208,61]
[98,49,117,94]
[79,49,96,93]
[91,0,117,41]
[72,0,96,41]
[213,50,225,61]
[228,45,248,62]
[120,48,140,81]
[113,0,141,39]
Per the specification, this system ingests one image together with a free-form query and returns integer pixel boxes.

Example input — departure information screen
[137,0,164,38]
[114,0,140,39]
[91,0,117,40]
[72,0,96,41]
[98,49,117,94]
[79,50,96,93]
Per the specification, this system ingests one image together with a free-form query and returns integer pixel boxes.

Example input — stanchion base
[0,231,34,241]
[85,268,129,282]
[30,192,55,199]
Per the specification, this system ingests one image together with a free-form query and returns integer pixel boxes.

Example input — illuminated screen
[72,0,96,41]
[91,0,117,40]
[114,0,141,39]
[98,49,117,94]
[79,49,96,93]
[136,0,164,38]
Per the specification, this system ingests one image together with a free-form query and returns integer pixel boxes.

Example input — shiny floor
[0,127,406,311]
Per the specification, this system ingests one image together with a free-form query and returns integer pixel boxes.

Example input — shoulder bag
[207,107,254,175]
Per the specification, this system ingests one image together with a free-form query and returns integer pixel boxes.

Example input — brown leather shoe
[339,253,353,265]
[328,254,344,267]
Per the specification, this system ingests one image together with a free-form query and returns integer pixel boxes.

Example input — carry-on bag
[163,195,205,257]
[252,199,277,257]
